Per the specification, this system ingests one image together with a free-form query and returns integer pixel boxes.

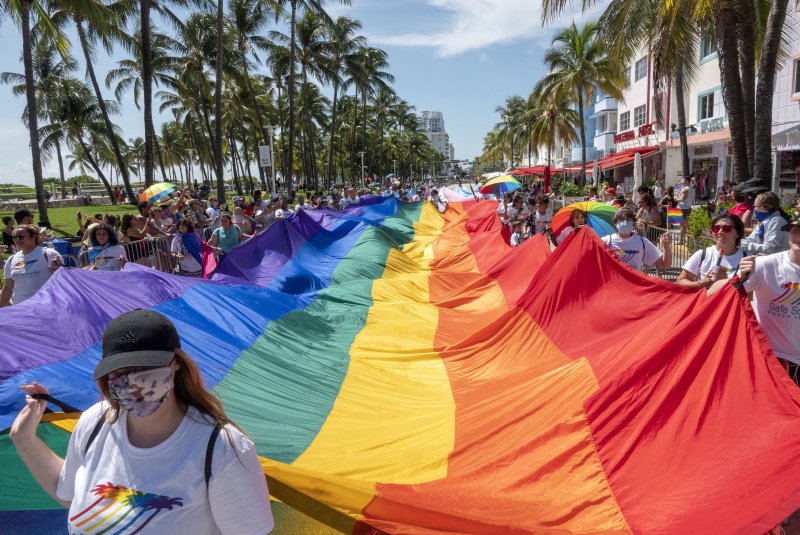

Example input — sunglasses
[711,225,734,234]
[11,234,29,240]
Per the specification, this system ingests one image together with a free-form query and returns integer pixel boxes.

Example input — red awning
[509,166,565,176]
[564,162,594,174]
[596,147,659,171]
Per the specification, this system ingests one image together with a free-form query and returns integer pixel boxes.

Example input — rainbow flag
[1,197,799,533]
[667,206,685,224]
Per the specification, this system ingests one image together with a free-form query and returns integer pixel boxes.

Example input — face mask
[108,366,174,418]
[754,210,770,222]
[616,220,635,235]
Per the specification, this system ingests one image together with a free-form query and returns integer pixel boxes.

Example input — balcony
[592,96,618,116]
[594,131,617,152]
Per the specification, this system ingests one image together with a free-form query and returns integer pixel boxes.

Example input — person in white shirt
[737,214,800,372]
[556,209,587,244]
[603,207,672,271]
[86,224,127,271]
[678,214,746,289]
[294,195,312,212]
[675,175,695,220]
[205,197,222,229]
[9,309,274,535]
[530,195,553,235]
[510,218,527,247]
[274,201,294,219]
[0,224,63,306]
[428,189,447,213]
[740,192,789,255]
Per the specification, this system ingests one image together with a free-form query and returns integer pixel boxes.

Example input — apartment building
[418,111,456,162]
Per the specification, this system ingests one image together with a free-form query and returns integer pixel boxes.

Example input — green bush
[687,207,711,239]
[559,181,583,197]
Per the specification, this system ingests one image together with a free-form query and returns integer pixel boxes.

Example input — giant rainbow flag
[1,196,800,534]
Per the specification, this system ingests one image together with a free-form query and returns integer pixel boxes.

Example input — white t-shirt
[556,226,575,244]
[58,403,273,535]
[744,251,800,363]
[532,209,553,234]
[205,206,221,229]
[510,232,525,247]
[682,246,745,280]
[676,184,695,209]
[171,234,203,273]
[603,233,663,271]
[274,208,293,219]
[3,246,63,304]
[88,244,127,271]
[294,203,312,212]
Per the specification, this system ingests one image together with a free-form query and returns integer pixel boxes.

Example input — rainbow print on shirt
[773,282,800,305]
[614,248,640,264]
[69,482,183,534]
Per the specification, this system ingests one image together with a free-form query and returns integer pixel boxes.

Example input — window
[626,66,632,86]
[793,58,800,94]
[597,115,606,133]
[620,111,630,131]
[635,57,648,82]
[633,105,646,127]
[698,88,724,120]
[700,37,716,60]
[699,92,714,120]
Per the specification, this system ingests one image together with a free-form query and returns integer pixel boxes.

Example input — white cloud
[370,0,606,57]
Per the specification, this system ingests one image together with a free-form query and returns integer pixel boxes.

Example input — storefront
[774,147,800,197]
[664,125,732,193]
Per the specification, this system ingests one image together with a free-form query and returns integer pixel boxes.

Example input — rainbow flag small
[668,207,685,225]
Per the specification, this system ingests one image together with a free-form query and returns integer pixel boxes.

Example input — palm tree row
[485,0,790,186]
[1,0,441,225]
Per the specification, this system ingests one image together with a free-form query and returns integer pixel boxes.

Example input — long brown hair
[97,348,239,433]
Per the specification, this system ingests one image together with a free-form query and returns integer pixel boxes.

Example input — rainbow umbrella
[479,175,521,196]
[550,201,617,238]
[139,182,177,204]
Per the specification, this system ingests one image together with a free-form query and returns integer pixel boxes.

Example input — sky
[0,0,607,186]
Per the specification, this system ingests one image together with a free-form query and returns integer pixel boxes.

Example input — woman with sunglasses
[9,309,274,533]
[677,214,746,290]
[0,224,63,306]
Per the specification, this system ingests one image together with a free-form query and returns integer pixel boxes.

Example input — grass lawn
[0,203,139,238]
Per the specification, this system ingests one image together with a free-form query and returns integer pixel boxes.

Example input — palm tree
[324,15,364,184]
[494,95,526,168]
[529,89,580,169]
[2,0,67,225]
[1,39,77,199]
[535,21,625,183]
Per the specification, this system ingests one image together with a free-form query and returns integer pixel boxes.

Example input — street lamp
[266,126,277,194]
[359,151,366,187]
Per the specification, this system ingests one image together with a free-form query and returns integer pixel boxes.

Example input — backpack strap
[205,424,222,489]
[84,409,109,456]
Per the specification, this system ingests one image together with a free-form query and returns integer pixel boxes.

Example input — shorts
[681,209,691,221]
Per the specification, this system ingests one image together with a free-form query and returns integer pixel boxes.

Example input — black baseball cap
[93,309,180,380]
[781,213,800,232]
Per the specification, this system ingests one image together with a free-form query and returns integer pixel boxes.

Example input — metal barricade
[642,225,716,281]
[122,237,175,274]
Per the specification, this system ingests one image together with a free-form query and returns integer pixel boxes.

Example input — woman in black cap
[10,309,274,534]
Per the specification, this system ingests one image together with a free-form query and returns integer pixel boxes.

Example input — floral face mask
[108,366,174,418]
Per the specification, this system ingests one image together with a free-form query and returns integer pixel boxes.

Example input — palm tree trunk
[229,132,242,195]
[754,0,790,182]
[578,91,586,187]
[287,0,298,187]
[327,82,340,186]
[717,0,749,182]
[239,41,270,148]
[350,92,358,182]
[141,0,154,187]
[21,0,49,225]
[151,124,168,181]
[214,0,225,203]
[76,19,136,202]
[675,68,691,178]
[56,142,66,199]
[242,137,255,193]
[737,0,757,176]
[78,137,116,203]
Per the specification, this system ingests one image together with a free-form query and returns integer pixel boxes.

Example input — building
[418,111,456,162]
[770,7,800,199]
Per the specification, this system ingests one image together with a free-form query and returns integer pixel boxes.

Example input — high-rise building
[419,111,455,161]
